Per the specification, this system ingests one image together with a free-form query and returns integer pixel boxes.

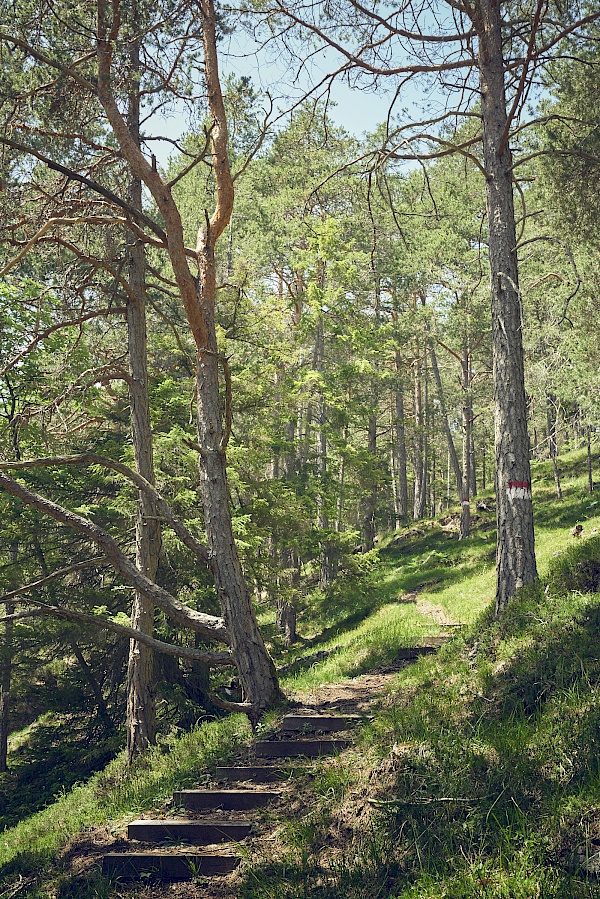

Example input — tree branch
[0,471,229,644]
[0,453,210,567]
[0,557,105,605]
[1,603,232,665]
[0,136,168,244]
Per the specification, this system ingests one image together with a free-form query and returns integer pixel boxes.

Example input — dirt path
[415,597,460,628]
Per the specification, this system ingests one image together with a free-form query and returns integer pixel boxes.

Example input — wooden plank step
[173,789,278,811]
[214,766,288,783]
[282,714,360,733]
[396,646,439,660]
[254,739,348,758]
[128,818,252,844]
[102,851,239,880]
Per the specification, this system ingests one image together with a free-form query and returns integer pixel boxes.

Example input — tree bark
[587,425,594,494]
[97,0,281,717]
[0,542,16,773]
[393,352,409,525]
[460,343,472,538]
[125,23,161,760]
[362,412,377,550]
[314,315,333,586]
[428,339,469,535]
[413,350,426,520]
[477,0,537,612]
[546,392,562,500]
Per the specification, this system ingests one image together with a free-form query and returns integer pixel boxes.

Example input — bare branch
[0,136,168,244]
[0,470,229,643]
[0,453,210,567]
[2,603,233,665]
[0,557,105,605]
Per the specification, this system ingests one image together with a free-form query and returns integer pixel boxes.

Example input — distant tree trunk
[546,393,562,500]
[70,639,114,730]
[428,339,468,536]
[430,445,437,518]
[482,442,487,491]
[393,361,409,525]
[362,412,378,550]
[314,315,333,586]
[413,351,426,520]
[125,29,160,761]
[587,426,594,494]
[469,433,477,498]
[0,542,16,773]
[476,0,537,612]
[460,344,472,538]
[335,406,349,533]
[391,301,409,524]
[275,547,298,647]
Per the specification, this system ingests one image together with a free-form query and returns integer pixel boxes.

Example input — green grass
[236,449,600,898]
[0,715,250,892]
[3,447,600,898]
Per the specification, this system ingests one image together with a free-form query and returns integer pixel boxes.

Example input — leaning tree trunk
[124,26,161,761]
[97,0,281,717]
[195,311,281,715]
[477,0,537,613]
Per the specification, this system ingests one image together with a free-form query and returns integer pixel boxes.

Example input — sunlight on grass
[0,715,250,876]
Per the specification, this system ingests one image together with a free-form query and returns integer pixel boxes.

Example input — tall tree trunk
[98,0,281,716]
[587,425,594,494]
[362,412,378,551]
[477,0,537,612]
[125,27,160,761]
[413,351,426,520]
[460,344,472,538]
[546,393,562,500]
[428,339,469,535]
[314,315,333,586]
[335,405,349,533]
[393,359,409,525]
[0,542,16,772]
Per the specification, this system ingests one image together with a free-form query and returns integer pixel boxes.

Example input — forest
[1,0,600,896]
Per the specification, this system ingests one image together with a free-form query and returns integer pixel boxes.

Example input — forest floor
[2,448,600,898]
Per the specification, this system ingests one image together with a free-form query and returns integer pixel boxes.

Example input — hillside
[2,449,600,898]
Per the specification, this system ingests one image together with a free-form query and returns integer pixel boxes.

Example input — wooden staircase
[101,712,358,883]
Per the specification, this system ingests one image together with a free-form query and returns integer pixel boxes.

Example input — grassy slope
[1,449,600,898]
[238,450,600,898]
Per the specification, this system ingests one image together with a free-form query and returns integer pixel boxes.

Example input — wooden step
[128,818,252,844]
[214,766,288,783]
[396,645,440,660]
[102,851,239,880]
[254,739,348,758]
[173,789,278,811]
[282,714,360,733]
